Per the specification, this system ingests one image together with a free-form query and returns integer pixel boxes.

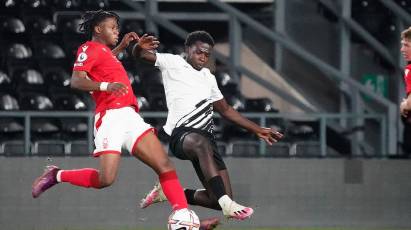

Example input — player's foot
[139,182,167,208]
[32,165,60,198]
[200,217,220,230]
[222,201,254,220]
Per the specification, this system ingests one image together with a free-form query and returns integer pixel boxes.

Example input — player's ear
[94,25,102,34]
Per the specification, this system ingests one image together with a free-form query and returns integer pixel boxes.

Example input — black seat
[53,0,81,10]
[84,0,109,10]
[245,98,279,113]
[0,71,12,93]
[0,17,25,34]
[0,94,19,111]
[7,43,32,60]
[52,94,88,111]
[35,41,66,59]
[19,92,53,110]
[14,69,46,93]
[26,17,57,35]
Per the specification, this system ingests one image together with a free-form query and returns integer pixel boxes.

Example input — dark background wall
[1,157,411,229]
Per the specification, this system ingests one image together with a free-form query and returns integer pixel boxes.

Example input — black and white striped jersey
[154,53,223,135]
[175,98,215,134]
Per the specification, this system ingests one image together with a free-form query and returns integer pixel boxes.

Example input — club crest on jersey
[406,69,410,76]
[77,52,88,62]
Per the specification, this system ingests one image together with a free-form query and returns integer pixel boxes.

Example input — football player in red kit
[32,10,194,217]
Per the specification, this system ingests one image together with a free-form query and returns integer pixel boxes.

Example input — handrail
[0,111,385,157]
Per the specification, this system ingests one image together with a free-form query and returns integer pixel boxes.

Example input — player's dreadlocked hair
[79,10,119,40]
[184,31,215,47]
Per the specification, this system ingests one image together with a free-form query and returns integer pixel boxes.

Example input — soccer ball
[167,208,200,230]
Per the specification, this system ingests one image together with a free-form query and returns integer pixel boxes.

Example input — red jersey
[404,63,411,95]
[73,41,138,113]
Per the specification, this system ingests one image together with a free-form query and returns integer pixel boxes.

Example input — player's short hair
[79,10,119,40]
[401,27,411,40]
[184,31,215,47]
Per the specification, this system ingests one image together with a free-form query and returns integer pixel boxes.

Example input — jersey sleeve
[154,53,180,70]
[209,72,224,102]
[73,44,98,73]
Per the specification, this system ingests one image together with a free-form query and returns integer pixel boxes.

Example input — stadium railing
[0,111,385,157]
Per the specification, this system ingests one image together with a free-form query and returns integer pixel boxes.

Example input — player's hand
[256,127,283,145]
[138,34,160,50]
[107,82,128,97]
[119,32,139,49]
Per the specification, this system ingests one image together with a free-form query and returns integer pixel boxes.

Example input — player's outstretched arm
[132,34,160,64]
[213,98,283,145]
[112,32,139,56]
[71,71,128,97]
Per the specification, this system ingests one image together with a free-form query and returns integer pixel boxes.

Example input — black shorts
[168,127,227,172]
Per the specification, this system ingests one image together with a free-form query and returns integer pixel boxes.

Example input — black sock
[208,176,226,199]
[184,189,196,205]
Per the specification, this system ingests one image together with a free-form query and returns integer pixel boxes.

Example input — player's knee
[99,174,116,188]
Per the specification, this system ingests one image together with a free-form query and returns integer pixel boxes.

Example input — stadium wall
[1,157,410,229]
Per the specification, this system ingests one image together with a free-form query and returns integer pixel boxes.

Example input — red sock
[60,168,100,189]
[159,170,188,211]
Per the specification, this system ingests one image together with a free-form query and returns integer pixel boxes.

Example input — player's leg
[31,153,121,198]
[32,110,123,198]
[182,132,253,219]
[132,130,188,211]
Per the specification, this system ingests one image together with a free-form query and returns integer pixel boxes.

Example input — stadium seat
[26,17,57,35]
[214,71,240,96]
[14,69,46,93]
[52,94,87,111]
[0,71,12,93]
[245,97,278,112]
[35,42,66,59]
[230,140,260,157]
[225,94,245,111]
[44,68,71,92]
[19,93,53,110]
[84,0,109,9]
[0,118,23,133]
[0,17,25,34]
[53,0,81,10]
[288,122,317,142]
[0,94,19,110]
[32,139,66,156]
[0,0,18,9]
[7,43,32,59]
[0,140,26,156]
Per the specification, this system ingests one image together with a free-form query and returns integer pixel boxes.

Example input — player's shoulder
[77,41,105,54]
[201,67,214,77]
[405,64,411,76]
[158,53,183,61]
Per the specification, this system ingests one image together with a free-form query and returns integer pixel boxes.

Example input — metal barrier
[0,111,385,157]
